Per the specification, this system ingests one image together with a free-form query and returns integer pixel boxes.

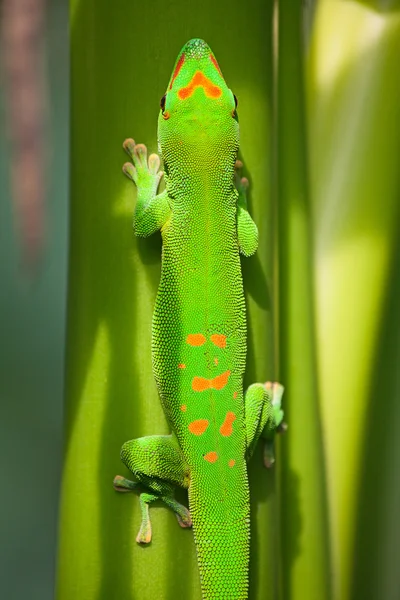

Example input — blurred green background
[0,1,68,598]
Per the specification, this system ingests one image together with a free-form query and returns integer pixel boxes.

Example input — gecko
[113,38,285,600]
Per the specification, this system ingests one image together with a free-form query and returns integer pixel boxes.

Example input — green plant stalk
[276,1,331,599]
[57,1,280,598]
[307,2,400,599]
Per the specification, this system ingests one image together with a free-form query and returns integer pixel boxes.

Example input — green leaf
[57,1,281,599]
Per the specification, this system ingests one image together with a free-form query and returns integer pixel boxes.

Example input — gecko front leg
[123,138,171,236]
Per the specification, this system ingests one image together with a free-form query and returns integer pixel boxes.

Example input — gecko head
[158,39,239,164]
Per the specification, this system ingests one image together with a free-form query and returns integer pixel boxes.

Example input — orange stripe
[192,376,211,392]
[186,333,206,346]
[204,451,218,463]
[192,370,231,392]
[188,419,209,436]
[210,54,222,76]
[170,53,185,90]
[210,333,227,348]
[211,370,231,390]
[178,71,222,100]
[220,411,236,437]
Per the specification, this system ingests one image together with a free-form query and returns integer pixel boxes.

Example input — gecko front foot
[122,138,163,190]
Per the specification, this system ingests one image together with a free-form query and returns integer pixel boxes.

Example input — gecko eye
[232,94,238,121]
[160,94,166,112]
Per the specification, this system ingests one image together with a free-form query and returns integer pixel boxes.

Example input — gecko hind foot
[137,493,157,544]
[162,496,192,528]
[136,493,191,544]
[263,381,286,468]
[265,381,285,428]
[113,474,140,492]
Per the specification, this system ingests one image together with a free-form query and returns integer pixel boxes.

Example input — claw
[277,421,288,434]
[133,143,147,168]
[136,521,152,544]
[123,138,136,157]
[263,381,286,467]
[148,153,161,173]
[122,162,137,181]
[175,506,192,529]
[113,475,139,492]
[137,496,153,544]
[263,440,276,468]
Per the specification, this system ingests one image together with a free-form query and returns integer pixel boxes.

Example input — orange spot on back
[211,370,231,390]
[187,333,206,346]
[228,459,236,468]
[192,376,211,392]
[233,391,238,399]
[180,404,187,412]
[220,411,237,437]
[214,357,219,366]
[211,334,227,348]
[192,370,231,392]
[204,451,218,463]
[178,363,186,369]
[170,53,185,89]
[178,71,222,100]
[188,419,209,436]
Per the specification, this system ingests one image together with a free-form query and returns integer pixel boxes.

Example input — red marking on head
[211,334,226,348]
[178,363,186,369]
[192,376,210,392]
[187,333,206,346]
[233,391,238,399]
[211,370,231,390]
[204,451,218,463]
[188,419,209,436]
[178,71,222,100]
[220,411,236,437]
[214,357,219,366]
[228,459,236,468]
[170,53,185,90]
[180,404,187,412]
[210,55,222,76]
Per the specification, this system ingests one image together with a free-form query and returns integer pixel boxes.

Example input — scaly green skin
[114,39,285,600]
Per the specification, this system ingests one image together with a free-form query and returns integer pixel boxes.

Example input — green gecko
[113,38,285,600]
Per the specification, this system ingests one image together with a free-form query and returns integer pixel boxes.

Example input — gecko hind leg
[113,434,191,544]
[245,381,285,467]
